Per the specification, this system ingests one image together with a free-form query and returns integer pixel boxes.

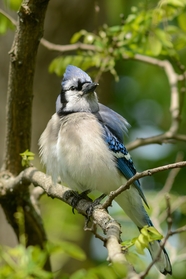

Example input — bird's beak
[82,82,99,94]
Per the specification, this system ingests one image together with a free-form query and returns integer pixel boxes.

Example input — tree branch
[41,38,98,52]
[138,195,172,279]
[133,55,180,134]
[102,160,186,209]
[0,167,127,267]
[1,159,186,271]
[126,133,186,151]
[1,10,186,275]
[125,54,185,150]
[1,0,49,175]
[0,0,51,271]
[34,37,186,150]
[2,15,183,150]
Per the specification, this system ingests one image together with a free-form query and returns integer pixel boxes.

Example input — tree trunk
[0,0,51,271]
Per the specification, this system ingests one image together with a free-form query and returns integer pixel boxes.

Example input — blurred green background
[0,0,186,278]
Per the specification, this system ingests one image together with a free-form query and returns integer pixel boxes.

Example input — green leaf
[144,226,163,241]
[46,241,86,261]
[108,25,121,33]
[138,234,149,248]
[125,251,142,265]
[49,55,98,77]
[135,239,145,254]
[121,237,137,251]
[178,13,186,32]
[70,269,87,279]
[111,262,127,278]
[147,35,162,56]
[125,14,136,24]
[155,29,173,48]
[4,0,22,11]
[70,30,87,44]
[20,150,35,167]
[122,226,163,256]
[162,0,186,7]
[0,13,15,34]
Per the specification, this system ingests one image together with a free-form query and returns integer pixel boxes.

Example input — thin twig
[2,9,185,151]
[126,133,186,151]
[84,219,107,242]
[125,54,185,151]
[102,160,186,209]
[139,195,172,279]
[159,152,184,194]
[41,38,98,52]
[132,55,180,135]
[139,198,186,279]
[1,160,186,272]
[152,153,183,225]
[159,196,186,223]
[0,168,126,266]
[0,9,17,25]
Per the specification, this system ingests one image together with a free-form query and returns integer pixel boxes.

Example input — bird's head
[56,65,99,115]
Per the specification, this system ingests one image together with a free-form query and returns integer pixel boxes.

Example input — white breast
[56,112,122,193]
[39,113,61,182]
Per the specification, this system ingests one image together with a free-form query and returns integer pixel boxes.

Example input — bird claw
[86,193,107,219]
[68,189,92,214]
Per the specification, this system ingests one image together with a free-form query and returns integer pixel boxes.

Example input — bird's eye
[70,86,76,91]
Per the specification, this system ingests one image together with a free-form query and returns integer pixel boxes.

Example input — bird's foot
[66,189,92,214]
[86,193,107,219]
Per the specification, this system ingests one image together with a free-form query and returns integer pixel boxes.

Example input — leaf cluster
[122,226,163,255]
[49,0,186,79]
[20,150,35,167]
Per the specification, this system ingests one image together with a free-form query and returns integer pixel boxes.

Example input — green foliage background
[0,0,186,278]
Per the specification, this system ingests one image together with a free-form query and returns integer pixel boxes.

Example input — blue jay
[39,65,172,275]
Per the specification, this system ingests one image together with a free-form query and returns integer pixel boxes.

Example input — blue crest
[62,65,92,87]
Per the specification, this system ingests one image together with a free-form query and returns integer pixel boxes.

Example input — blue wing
[102,124,149,207]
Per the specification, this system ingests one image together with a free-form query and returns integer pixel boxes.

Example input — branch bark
[0,0,50,271]
[1,9,186,275]
[125,54,185,150]
[0,167,127,267]
[1,160,186,270]
[2,0,49,175]
[102,160,186,209]
[33,38,186,150]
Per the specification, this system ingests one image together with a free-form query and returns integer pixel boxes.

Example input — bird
[39,65,172,275]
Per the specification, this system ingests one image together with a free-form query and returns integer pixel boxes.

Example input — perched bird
[39,65,172,275]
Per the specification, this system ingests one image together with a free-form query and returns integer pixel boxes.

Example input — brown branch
[41,38,98,52]
[126,133,186,151]
[0,167,127,267]
[0,170,51,271]
[2,0,49,175]
[125,54,186,151]
[1,160,186,271]
[39,39,186,149]
[102,160,186,209]
[151,153,183,223]
[4,14,182,149]
[169,224,186,236]
[157,152,183,194]
[139,196,186,279]
[134,55,180,134]
[159,196,186,223]
[133,55,180,135]
[0,0,51,271]
[138,196,172,279]
[3,17,183,151]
